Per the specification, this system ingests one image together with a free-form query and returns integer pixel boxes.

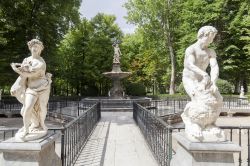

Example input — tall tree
[220,0,250,92]
[0,0,81,91]
[57,13,123,96]
[124,0,177,94]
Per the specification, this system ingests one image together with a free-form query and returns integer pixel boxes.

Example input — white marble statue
[181,26,226,142]
[113,43,121,63]
[239,85,246,98]
[10,39,52,141]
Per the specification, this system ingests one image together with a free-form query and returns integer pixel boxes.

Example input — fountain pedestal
[103,43,131,99]
[103,63,131,99]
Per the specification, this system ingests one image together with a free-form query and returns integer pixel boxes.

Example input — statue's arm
[185,48,207,77]
[209,50,219,85]
[118,48,122,55]
[14,61,43,77]
[28,61,44,72]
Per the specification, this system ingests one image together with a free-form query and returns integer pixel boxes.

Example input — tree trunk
[169,43,175,94]
[165,0,176,94]
[76,82,79,96]
[243,79,248,93]
[234,78,240,94]
[66,82,69,96]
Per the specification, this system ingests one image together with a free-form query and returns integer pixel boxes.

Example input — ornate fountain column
[103,43,131,99]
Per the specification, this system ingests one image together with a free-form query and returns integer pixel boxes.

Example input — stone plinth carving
[10,39,52,141]
[181,26,226,142]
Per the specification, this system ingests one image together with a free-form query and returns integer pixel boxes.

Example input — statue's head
[27,39,44,55]
[197,26,217,44]
[112,43,119,48]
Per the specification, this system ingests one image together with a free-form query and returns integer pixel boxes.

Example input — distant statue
[10,39,52,141]
[113,43,121,63]
[181,26,225,142]
[239,85,246,98]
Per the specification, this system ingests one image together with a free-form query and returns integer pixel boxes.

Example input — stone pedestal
[171,133,241,166]
[0,133,61,166]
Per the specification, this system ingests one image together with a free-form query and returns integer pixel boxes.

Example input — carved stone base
[15,129,47,142]
[0,133,61,166]
[170,133,241,166]
[185,124,226,142]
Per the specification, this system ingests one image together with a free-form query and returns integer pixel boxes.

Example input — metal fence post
[61,129,65,166]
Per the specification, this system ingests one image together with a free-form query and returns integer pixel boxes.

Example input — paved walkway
[74,112,158,166]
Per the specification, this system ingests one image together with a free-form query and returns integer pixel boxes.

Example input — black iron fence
[223,97,250,110]
[0,101,101,166]
[0,96,93,118]
[47,99,93,121]
[82,97,151,111]
[134,102,250,166]
[146,97,250,117]
[61,103,101,166]
[146,98,189,116]
[133,103,172,166]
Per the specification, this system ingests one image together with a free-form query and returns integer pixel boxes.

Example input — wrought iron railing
[134,103,250,166]
[133,103,172,166]
[60,103,101,166]
[0,96,93,118]
[47,99,93,121]
[0,101,101,166]
[146,97,250,116]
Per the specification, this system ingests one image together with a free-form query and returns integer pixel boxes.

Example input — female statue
[113,43,122,63]
[10,39,52,141]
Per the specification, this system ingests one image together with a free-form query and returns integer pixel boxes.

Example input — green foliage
[0,0,81,89]
[176,83,186,95]
[125,0,178,94]
[125,82,146,96]
[57,13,123,96]
[0,0,249,96]
[124,0,250,94]
[83,85,99,96]
[220,0,250,90]
[217,79,234,94]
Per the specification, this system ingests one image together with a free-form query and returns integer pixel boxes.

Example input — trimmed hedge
[125,82,146,96]
[216,79,234,94]
[177,79,234,95]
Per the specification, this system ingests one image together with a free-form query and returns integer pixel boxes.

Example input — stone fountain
[82,42,150,112]
[103,43,131,99]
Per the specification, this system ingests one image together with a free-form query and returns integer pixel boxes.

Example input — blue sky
[79,0,136,34]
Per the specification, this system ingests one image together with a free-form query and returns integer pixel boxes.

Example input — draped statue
[11,39,52,141]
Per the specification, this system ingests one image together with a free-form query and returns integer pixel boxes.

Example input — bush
[177,83,186,95]
[177,79,234,95]
[83,85,99,96]
[125,82,146,96]
[216,79,234,94]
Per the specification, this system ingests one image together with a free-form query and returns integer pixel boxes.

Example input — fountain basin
[103,71,131,79]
